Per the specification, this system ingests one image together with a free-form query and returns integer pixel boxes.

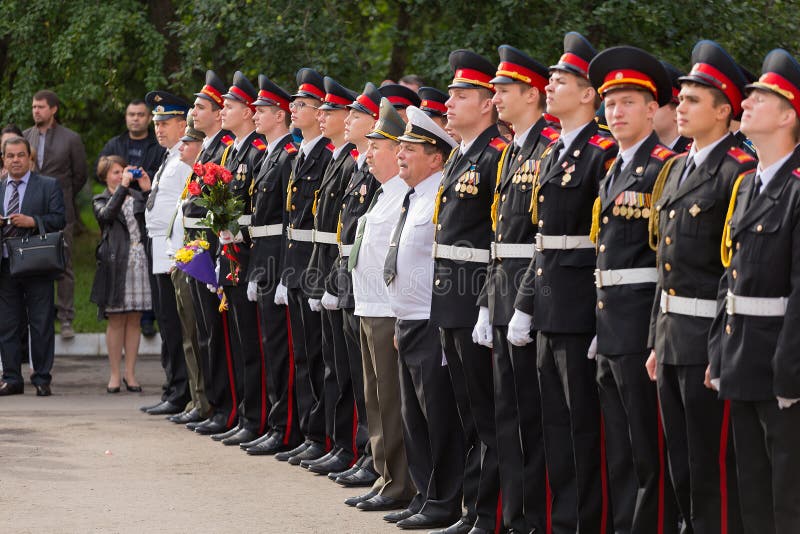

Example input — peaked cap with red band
[448,49,496,91]
[491,44,548,92]
[194,70,227,109]
[291,68,326,101]
[747,48,800,117]
[223,71,258,112]
[379,84,421,109]
[589,45,672,106]
[678,40,747,118]
[550,32,597,79]
[319,76,358,111]
[661,60,684,105]
[417,86,448,117]
[253,74,291,113]
[348,82,382,118]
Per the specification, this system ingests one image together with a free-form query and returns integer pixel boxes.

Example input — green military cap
[180,113,205,143]
[366,97,406,141]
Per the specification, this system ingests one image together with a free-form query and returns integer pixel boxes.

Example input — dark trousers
[494,326,547,533]
[188,278,236,424]
[731,400,800,534]
[537,331,608,534]
[0,260,54,386]
[152,272,189,407]
[597,352,678,534]
[256,282,300,444]
[342,308,369,456]
[320,307,355,457]
[657,363,742,534]
[441,326,500,530]
[224,284,268,433]
[397,319,464,520]
[287,287,326,443]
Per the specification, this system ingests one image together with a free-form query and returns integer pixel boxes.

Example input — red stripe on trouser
[221,311,238,428]
[326,435,332,451]
[599,414,609,534]
[657,398,666,534]
[351,401,358,466]
[719,400,731,534]
[546,470,552,534]
[255,307,268,435]
[495,491,502,533]
[284,308,295,445]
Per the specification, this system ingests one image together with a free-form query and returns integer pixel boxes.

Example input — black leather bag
[6,217,65,278]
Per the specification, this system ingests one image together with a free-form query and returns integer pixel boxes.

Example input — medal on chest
[456,164,480,196]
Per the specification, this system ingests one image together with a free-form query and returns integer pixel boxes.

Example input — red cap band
[324,93,353,106]
[258,90,290,113]
[298,83,325,99]
[228,85,255,111]
[355,94,379,117]
[496,61,547,90]
[754,71,800,116]
[201,85,223,107]
[598,69,658,98]
[420,99,447,114]
[453,68,494,90]
[689,62,743,116]
[558,53,590,76]
[386,95,415,107]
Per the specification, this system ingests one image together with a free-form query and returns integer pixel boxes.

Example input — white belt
[182,217,208,229]
[313,230,338,245]
[286,227,314,242]
[726,291,787,317]
[237,215,252,226]
[249,224,283,238]
[490,242,535,260]
[595,267,658,288]
[535,234,594,251]
[660,291,716,318]
[432,243,491,263]
[339,244,354,257]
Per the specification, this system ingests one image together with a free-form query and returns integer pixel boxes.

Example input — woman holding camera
[90,155,152,393]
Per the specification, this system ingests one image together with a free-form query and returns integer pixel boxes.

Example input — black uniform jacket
[248,133,297,287]
[595,132,674,356]
[430,124,506,329]
[281,137,334,291]
[514,120,617,334]
[709,147,800,400]
[648,133,757,365]
[480,117,559,326]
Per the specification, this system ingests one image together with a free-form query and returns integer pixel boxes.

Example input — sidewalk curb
[56,333,161,358]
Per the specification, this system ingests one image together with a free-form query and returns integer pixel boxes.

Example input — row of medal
[235,162,248,182]
[613,190,652,219]
[512,159,537,185]
[455,165,481,196]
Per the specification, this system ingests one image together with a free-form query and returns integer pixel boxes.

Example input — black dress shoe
[170,408,205,424]
[308,453,353,475]
[429,518,474,534]
[246,435,293,456]
[123,378,142,393]
[146,401,182,415]
[328,464,358,480]
[336,466,380,487]
[211,425,241,442]
[275,440,311,462]
[287,441,325,465]
[356,495,408,511]
[140,400,163,412]
[384,509,414,523]
[240,431,273,449]
[186,417,212,431]
[194,414,232,435]
[34,384,52,397]
[397,512,456,530]
[344,489,377,507]
[0,381,23,396]
[300,448,337,469]
[221,427,259,446]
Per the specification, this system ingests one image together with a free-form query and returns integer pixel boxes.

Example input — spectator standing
[23,90,88,339]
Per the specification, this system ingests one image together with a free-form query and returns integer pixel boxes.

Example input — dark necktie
[550,139,564,163]
[606,156,623,194]
[145,151,169,211]
[679,156,696,187]
[4,180,21,238]
[750,173,763,202]
[383,187,414,286]
[347,185,383,271]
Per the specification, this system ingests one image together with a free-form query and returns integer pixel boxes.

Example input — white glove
[215,259,220,280]
[307,298,322,312]
[219,229,236,245]
[507,309,534,347]
[206,283,217,294]
[777,397,800,409]
[247,281,258,302]
[274,282,288,306]
[321,291,340,311]
[710,378,720,391]
[471,306,493,348]
[587,335,597,360]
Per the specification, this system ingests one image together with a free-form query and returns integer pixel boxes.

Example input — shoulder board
[326,142,335,152]
[489,137,508,152]
[221,134,234,146]
[252,138,267,151]
[793,167,800,179]
[543,113,560,125]
[283,142,298,154]
[350,148,359,160]
[541,126,560,142]
[650,145,675,162]
[588,134,616,151]
[727,146,756,165]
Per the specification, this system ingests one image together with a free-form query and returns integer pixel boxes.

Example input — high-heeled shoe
[123,378,142,393]
[107,385,120,394]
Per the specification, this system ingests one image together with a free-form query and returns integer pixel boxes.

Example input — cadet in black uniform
[418,86,449,127]
[476,44,555,534]
[588,45,679,534]
[430,50,505,534]
[709,48,800,534]
[241,75,301,456]
[275,68,334,465]
[375,84,421,121]
[510,32,617,534]
[645,40,752,534]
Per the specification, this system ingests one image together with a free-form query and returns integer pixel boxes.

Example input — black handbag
[5,216,66,277]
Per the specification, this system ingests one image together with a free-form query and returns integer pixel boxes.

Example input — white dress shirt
[388,171,442,320]
[353,176,408,317]
[300,134,324,157]
[559,121,593,154]
[756,151,793,191]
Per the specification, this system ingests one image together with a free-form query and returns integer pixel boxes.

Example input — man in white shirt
[142,90,191,416]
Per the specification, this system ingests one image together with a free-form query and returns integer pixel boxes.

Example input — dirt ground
[0,355,403,533]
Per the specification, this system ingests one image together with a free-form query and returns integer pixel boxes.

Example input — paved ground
[0,355,402,533]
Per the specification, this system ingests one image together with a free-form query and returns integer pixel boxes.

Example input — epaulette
[727,146,756,165]
[350,148,359,160]
[650,145,675,162]
[588,134,616,151]
[326,142,336,152]
[221,134,234,146]
[541,126,560,142]
[252,138,267,151]
[489,137,508,152]
[284,143,298,154]
[793,167,800,179]
[543,113,560,125]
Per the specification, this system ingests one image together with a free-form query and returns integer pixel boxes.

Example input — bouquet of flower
[173,239,229,311]
[188,161,245,284]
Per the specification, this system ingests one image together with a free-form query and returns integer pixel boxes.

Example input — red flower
[187,181,202,196]
[193,162,205,177]
[203,173,217,186]
[220,168,233,184]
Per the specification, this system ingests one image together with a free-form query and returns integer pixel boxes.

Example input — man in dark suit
[0,136,66,396]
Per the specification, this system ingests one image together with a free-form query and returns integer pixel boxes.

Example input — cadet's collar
[686,132,728,168]
[513,122,536,148]
[300,134,323,156]
[559,120,593,154]
[617,134,650,171]
[757,150,794,191]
